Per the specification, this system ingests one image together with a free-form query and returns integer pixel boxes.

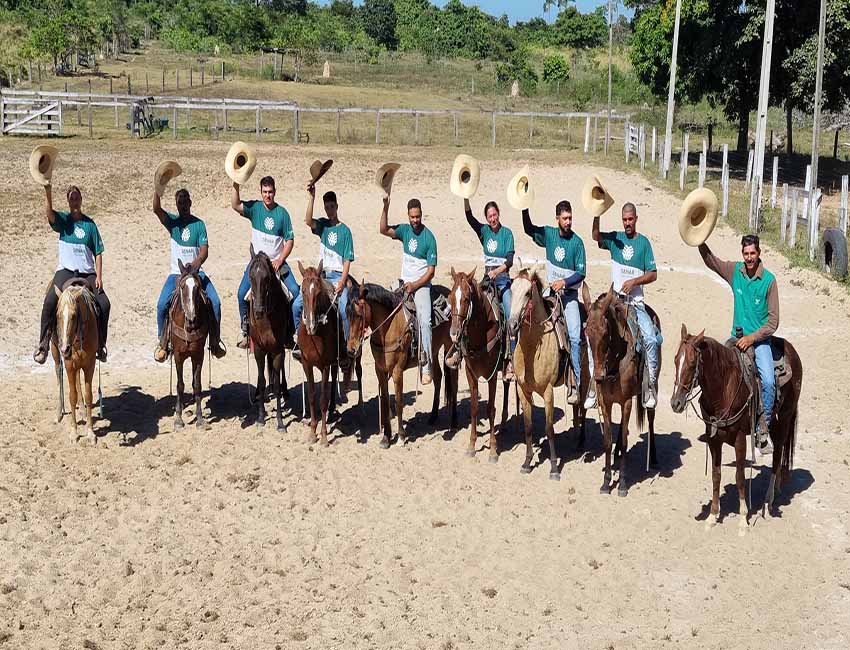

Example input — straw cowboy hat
[29,145,58,186]
[308,159,333,188]
[224,141,257,185]
[678,187,719,247]
[506,165,534,210]
[581,174,615,217]
[449,154,481,199]
[154,160,182,197]
[375,162,401,197]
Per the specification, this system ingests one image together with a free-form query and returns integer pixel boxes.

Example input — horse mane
[360,283,402,310]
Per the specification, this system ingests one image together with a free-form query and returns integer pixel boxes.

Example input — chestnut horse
[169,260,211,431]
[449,267,510,462]
[246,247,292,432]
[583,285,660,496]
[51,282,99,444]
[347,280,457,447]
[670,325,803,525]
[507,269,589,479]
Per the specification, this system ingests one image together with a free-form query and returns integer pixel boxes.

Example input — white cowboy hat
[375,162,401,197]
[154,160,182,197]
[678,187,719,247]
[308,159,333,188]
[224,141,257,185]
[581,174,615,217]
[506,165,534,210]
[29,145,58,186]
[449,154,481,199]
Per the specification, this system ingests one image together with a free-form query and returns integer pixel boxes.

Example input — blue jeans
[754,339,775,424]
[157,272,221,337]
[413,284,432,367]
[237,261,300,329]
[292,270,350,342]
[490,271,516,354]
[552,289,595,381]
[634,303,659,384]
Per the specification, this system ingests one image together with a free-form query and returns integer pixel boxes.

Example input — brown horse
[508,269,589,479]
[583,285,660,496]
[51,282,99,444]
[449,267,509,462]
[670,325,803,525]
[347,280,457,447]
[246,247,291,432]
[296,260,352,446]
[169,260,211,431]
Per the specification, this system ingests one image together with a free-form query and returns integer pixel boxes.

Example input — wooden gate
[0,93,62,135]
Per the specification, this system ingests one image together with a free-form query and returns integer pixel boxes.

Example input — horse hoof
[520,465,532,475]
[549,471,561,481]
[321,439,330,448]
[276,423,287,433]
[488,455,498,464]
[255,421,265,431]
[599,484,611,495]
[174,420,185,431]
[617,487,628,497]
[379,438,390,449]
[464,450,476,458]
[307,434,318,444]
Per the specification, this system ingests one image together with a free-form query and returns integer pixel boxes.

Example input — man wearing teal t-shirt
[592,202,660,408]
[379,195,438,385]
[152,188,226,362]
[231,175,300,349]
[699,235,779,455]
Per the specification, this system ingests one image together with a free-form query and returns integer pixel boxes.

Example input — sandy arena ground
[1,140,849,649]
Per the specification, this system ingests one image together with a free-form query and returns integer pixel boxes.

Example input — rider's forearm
[45,185,56,225]
[278,239,294,264]
[412,267,434,291]
[95,255,103,282]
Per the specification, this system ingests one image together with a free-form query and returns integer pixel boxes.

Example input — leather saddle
[725,336,792,422]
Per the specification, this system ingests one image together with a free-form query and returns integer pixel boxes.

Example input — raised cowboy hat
[224,141,257,185]
[506,165,534,210]
[679,187,719,247]
[581,174,615,217]
[308,159,333,188]
[29,145,58,186]
[375,162,401,197]
[449,154,481,199]
[154,160,182,197]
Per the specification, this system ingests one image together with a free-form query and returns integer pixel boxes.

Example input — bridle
[300,274,338,333]
[451,277,503,381]
[349,295,404,355]
[587,303,622,381]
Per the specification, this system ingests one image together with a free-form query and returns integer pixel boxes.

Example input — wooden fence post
[87,97,92,138]
[528,114,533,145]
[190,67,193,88]
[176,69,179,90]
[840,175,849,234]
[256,106,260,140]
[781,183,789,243]
[414,111,420,145]
[336,108,341,144]
[584,116,590,153]
[593,115,598,153]
[201,66,204,86]
[771,156,779,208]
[292,108,297,144]
[651,127,657,162]
[109,77,113,94]
[172,107,177,140]
[375,110,380,145]
[455,112,460,146]
[790,189,798,248]
[162,68,165,92]
[221,61,225,82]
[223,108,228,133]
[491,112,496,147]
[146,71,149,93]
[679,132,689,191]
[745,149,754,185]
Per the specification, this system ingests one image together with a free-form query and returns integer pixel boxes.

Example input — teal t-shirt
[477,224,515,268]
[164,212,208,275]
[599,231,656,303]
[392,223,438,282]
[530,225,586,285]
[313,218,354,273]
[731,262,776,337]
[52,210,104,273]
[243,199,293,260]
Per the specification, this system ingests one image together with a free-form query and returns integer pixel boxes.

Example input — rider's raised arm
[522,208,545,247]
[305,182,317,232]
[592,216,601,242]
[697,243,735,285]
[378,196,396,239]
[45,185,57,227]
[231,182,245,216]
[152,191,168,225]
[464,198,484,238]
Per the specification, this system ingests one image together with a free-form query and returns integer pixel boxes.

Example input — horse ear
[582,282,591,310]
[468,266,476,280]
[601,285,615,311]
[250,243,256,259]
[316,259,323,276]
[694,329,706,348]
[681,323,688,341]
[359,283,367,298]
[178,259,186,275]
[298,260,306,278]
[450,266,457,281]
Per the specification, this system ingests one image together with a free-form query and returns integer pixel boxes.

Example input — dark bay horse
[670,325,803,526]
[347,280,457,447]
[449,267,509,462]
[583,284,660,496]
[246,247,292,432]
[296,261,351,446]
[169,260,210,431]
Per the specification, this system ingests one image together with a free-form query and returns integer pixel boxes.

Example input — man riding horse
[379,195,438,385]
[34,184,110,365]
[231,175,300,349]
[698,234,779,455]
[592,202,660,409]
[523,200,597,408]
[152,188,226,362]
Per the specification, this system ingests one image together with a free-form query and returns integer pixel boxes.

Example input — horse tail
[784,407,798,474]
[443,356,452,408]
[636,397,645,432]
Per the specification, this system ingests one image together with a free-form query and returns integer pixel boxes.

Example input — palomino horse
[670,325,803,524]
[169,260,211,431]
[507,269,589,479]
[296,261,352,446]
[347,280,457,447]
[246,247,292,432]
[51,282,99,444]
[583,285,660,496]
[449,267,509,462]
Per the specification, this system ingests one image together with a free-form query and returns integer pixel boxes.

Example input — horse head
[346,279,371,356]
[298,260,328,336]
[177,259,204,331]
[507,266,543,337]
[584,283,621,383]
[449,266,477,346]
[670,323,706,414]
[248,249,274,317]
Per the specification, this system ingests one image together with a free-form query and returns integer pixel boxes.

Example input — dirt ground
[0,139,849,650]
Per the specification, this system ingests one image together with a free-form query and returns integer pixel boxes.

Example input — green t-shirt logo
[181,227,190,242]
[408,239,418,253]
[623,244,635,261]
[328,231,338,246]
[554,246,565,262]
[74,226,85,240]
[264,216,274,231]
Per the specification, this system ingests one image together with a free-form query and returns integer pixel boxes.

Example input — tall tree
[361,0,398,49]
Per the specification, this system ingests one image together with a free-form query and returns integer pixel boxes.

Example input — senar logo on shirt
[554,246,565,262]
[486,239,497,253]
[328,231,338,247]
[623,244,635,261]
[181,227,190,242]
[74,225,86,240]
[264,216,275,232]
[408,238,418,253]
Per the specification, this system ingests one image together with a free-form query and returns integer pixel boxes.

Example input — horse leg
[82,363,96,444]
[329,364,338,417]
[66,366,79,443]
[427,355,442,425]
[487,376,498,464]
[53,343,64,423]
[448,363,459,431]
[734,433,748,531]
[648,407,658,467]
[519,389,534,474]
[356,355,364,408]
[500,378,510,432]
[544,385,560,480]
[194,355,209,430]
[319,366,330,447]
[573,404,586,450]
[466,367,479,457]
[377,369,392,448]
[275,355,286,433]
[255,353,266,429]
[617,399,632,496]
[599,399,614,494]
[393,366,406,443]
[707,438,722,527]
[174,355,185,430]
[304,365,317,443]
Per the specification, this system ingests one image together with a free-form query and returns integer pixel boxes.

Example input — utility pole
[749,0,777,231]
[605,0,614,156]
[662,0,682,178]
[808,0,828,236]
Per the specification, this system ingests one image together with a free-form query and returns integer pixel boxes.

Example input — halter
[451,277,503,381]
[588,302,622,381]
[349,296,404,356]
[300,275,338,329]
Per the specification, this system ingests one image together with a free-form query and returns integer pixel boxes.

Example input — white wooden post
[802,165,812,232]
[810,189,822,261]
[640,125,646,171]
[659,136,665,175]
[840,175,849,234]
[698,146,706,188]
[790,189,799,248]
[679,132,689,191]
[781,183,789,243]
[771,156,779,208]
[745,149,754,185]
[375,110,380,145]
[593,115,598,153]
[651,127,657,162]
[584,116,591,153]
[722,164,729,218]
[491,112,497,147]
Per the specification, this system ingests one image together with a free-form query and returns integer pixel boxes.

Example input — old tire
[819,228,848,280]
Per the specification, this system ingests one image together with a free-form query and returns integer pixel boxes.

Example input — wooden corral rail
[1,94,62,135]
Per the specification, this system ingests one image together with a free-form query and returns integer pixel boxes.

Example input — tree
[542,53,570,83]
[552,5,608,48]
[361,0,398,49]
